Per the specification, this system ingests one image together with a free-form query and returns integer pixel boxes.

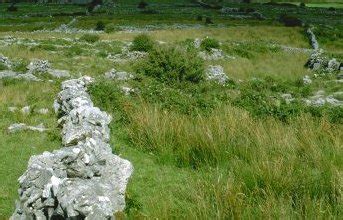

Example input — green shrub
[279,14,302,27]
[130,34,155,52]
[138,47,205,83]
[80,34,100,43]
[0,63,7,70]
[200,37,220,52]
[95,21,105,31]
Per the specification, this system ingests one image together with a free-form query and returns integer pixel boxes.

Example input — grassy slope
[0,2,342,219]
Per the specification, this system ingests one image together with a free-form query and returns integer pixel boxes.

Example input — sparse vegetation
[0,1,342,219]
[80,34,100,43]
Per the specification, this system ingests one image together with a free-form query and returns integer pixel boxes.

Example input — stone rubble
[0,70,41,81]
[306,28,319,50]
[104,68,134,81]
[11,76,133,220]
[199,48,233,61]
[21,106,31,115]
[8,123,47,133]
[0,54,12,68]
[303,75,312,85]
[107,42,147,62]
[205,65,229,84]
[303,90,343,107]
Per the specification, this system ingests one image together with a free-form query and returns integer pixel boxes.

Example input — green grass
[0,2,342,219]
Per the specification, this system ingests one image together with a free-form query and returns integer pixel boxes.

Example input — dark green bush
[130,34,155,52]
[279,14,303,27]
[95,21,105,31]
[138,0,148,9]
[138,47,205,83]
[80,34,100,43]
[200,37,220,52]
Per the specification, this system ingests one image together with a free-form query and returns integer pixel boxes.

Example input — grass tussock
[124,103,342,217]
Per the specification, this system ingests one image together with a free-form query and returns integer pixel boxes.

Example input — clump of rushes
[130,34,155,52]
[80,34,100,43]
[200,37,220,52]
[138,47,205,83]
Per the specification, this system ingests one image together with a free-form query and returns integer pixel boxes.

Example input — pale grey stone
[205,65,229,84]
[104,68,134,80]
[21,106,31,115]
[11,76,133,220]
[303,75,312,85]
[47,69,70,78]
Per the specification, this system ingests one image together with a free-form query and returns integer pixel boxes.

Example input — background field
[0,1,342,219]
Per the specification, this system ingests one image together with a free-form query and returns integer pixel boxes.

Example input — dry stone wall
[11,76,133,220]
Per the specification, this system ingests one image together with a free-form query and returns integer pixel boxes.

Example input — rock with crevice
[11,76,133,220]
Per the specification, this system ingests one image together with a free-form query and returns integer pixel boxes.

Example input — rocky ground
[0,1,342,219]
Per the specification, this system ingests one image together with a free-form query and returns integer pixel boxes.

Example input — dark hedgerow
[279,14,303,27]
[95,21,105,31]
[130,34,155,52]
[137,47,205,83]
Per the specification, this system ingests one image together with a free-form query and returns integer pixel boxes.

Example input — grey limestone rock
[11,76,133,220]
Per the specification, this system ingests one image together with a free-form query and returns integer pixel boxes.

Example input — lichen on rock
[11,76,133,220]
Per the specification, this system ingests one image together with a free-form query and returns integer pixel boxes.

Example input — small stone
[37,108,49,115]
[205,65,229,84]
[104,68,133,81]
[303,75,312,85]
[8,107,18,112]
[21,106,31,115]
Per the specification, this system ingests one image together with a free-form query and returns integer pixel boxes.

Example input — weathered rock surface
[11,76,133,220]
[8,123,47,133]
[206,65,229,84]
[0,54,12,68]
[306,28,319,50]
[104,68,134,81]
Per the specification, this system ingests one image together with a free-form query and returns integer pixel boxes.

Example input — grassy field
[0,2,342,219]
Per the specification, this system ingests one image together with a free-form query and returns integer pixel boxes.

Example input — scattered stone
[220,7,239,13]
[21,106,31,115]
[303,75,312,85]
[205,65,229,84]
[11,76,133,219]
[281,93,295,104]
[337,73,343,80]
[327,58,340,72]
[199,48,231,60]
[37,108,49,115]
[104,68,134,81]
[107,42,147,62]
[8,123,47,133]
[8,107,18,112]
[121,86,135,95]
[0,54,12,68]
[194,38,201,49]
[47,69,70,78]
[27,59,51,74]
[0,70,17,79]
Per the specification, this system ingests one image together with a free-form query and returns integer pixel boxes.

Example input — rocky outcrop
[11,76,133,220]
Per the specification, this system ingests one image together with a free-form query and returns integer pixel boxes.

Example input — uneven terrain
[0,1,342,219]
